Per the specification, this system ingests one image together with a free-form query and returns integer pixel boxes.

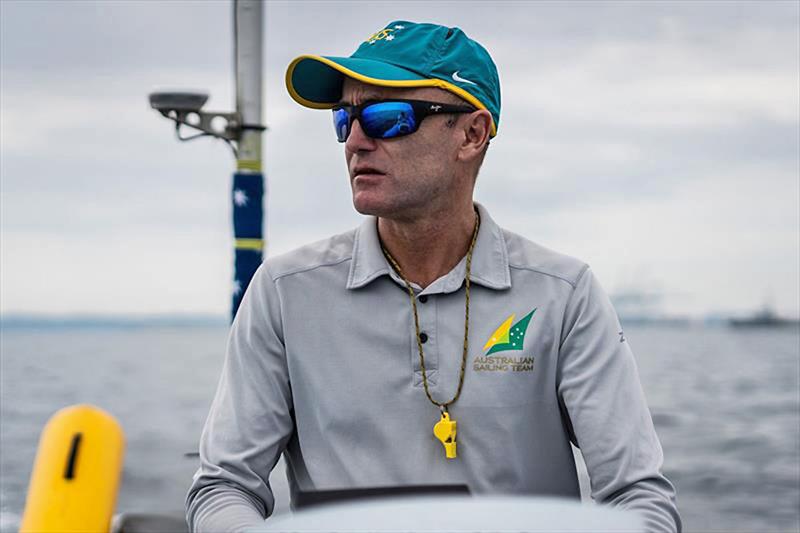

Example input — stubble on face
[340,78,467,221]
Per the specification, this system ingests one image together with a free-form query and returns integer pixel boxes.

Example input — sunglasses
[332,99,476,143]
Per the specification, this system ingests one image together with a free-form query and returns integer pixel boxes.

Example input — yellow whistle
[433,411,457,459]
[21,404,125,533]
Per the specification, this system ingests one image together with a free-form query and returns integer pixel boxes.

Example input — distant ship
[611,289,690,327]
[729,307,800,328]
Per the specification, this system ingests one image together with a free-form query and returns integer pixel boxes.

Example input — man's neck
[378,202,478,288]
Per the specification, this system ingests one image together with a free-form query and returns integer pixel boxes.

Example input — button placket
[411,293,438,388]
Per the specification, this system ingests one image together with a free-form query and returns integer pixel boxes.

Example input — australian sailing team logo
[365,24,406,45]
[473,309,536,373]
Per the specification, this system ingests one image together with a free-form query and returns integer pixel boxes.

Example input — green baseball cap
[285,21,501,137]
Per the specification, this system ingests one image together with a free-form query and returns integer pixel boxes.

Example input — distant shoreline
[0,314,229,329]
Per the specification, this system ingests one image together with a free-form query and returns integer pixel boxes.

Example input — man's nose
[345,118,377,152]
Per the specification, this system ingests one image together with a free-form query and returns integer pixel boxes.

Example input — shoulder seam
[509,263,587,289]
[558,263,591,350]
[271,256,352,282]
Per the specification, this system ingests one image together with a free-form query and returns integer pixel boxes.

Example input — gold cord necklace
[381,210,480,459]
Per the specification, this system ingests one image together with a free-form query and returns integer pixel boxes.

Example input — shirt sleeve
[186,263,294,532]
[557,266,682,533]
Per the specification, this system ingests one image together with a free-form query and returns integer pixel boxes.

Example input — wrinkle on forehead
[339,79,383,105]
[339,77,463,106]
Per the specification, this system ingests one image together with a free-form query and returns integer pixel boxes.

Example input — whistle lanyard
[381,211,480,459]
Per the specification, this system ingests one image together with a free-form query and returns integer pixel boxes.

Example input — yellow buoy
[21,404,125,532]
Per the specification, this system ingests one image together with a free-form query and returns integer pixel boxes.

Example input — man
[186,21,681,532]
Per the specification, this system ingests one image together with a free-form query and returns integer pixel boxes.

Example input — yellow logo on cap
[365,25,406,45]
[365,28,394,44]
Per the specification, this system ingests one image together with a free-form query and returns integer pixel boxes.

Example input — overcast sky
[1,0,798,318]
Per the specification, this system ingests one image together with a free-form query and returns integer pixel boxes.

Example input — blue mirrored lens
[333,108,350,142]
[362,102,417,139]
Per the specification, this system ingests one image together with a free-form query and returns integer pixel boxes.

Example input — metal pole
[231,0,265,319]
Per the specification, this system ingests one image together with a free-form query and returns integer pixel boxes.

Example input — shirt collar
[346,202,511,292]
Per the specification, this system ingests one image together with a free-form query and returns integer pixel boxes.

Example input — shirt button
[418,295,428,303]
[420,332,429,343]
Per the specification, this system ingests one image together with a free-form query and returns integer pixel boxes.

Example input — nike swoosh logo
[451,71,477,86]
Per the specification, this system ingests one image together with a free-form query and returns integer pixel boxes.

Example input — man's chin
[352,194,389,217]
[352,193,430,220]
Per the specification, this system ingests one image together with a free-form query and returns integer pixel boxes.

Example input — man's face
[339,78,467,220]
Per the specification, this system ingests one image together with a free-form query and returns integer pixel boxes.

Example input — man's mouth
[352,167,385,179]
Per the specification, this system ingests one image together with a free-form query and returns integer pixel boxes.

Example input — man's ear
[458,109,492,163]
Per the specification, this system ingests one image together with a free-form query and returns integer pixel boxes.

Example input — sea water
[1,323,798,532]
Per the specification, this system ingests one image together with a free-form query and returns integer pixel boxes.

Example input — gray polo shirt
[186,203,681,532]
